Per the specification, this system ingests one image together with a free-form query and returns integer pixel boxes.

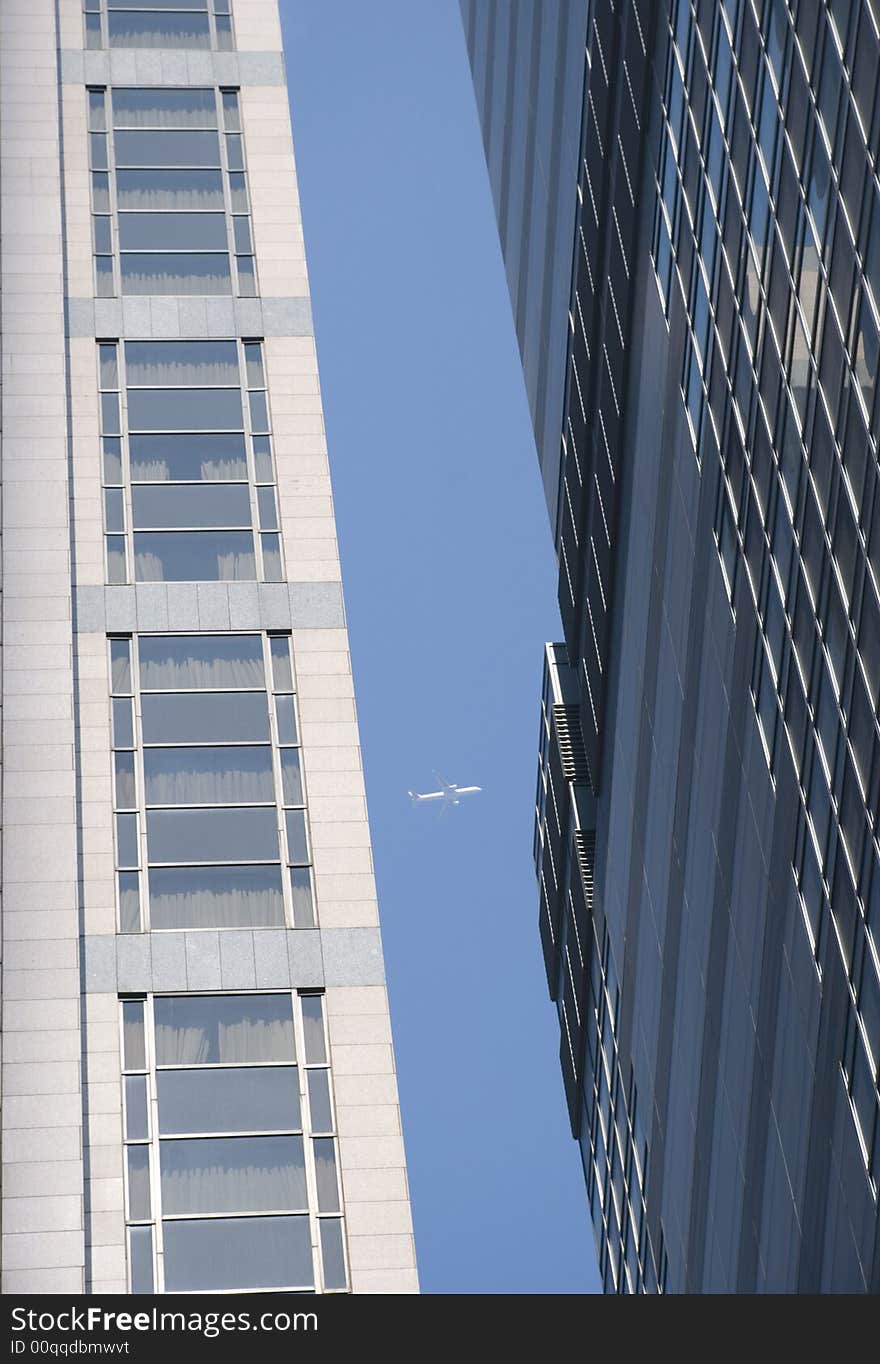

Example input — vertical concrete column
[1,0,85,1292]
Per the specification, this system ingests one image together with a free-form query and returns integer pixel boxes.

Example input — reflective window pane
[116,813,140,869]
[93,216,112,253]
[162,1215,313,1292]
[225,134,244,172]
[107,536,127,584]
[118,212,228,251]
[300,995,326,1065]
[99,343,119,389]
[110,638,132,692]
[270,636,293,691]
[116,168,224,211]
[125,340,239,388]
[120,252,232,297]
[108,13,212,50]
[261,533,283,580]
[228,172,248,212]
[122,1000,146,1071]
[115,750,137,808]
[130,432,247,482]
[114,129,221,169]
[103,436,123,483]
[139,634,264,690]
[92,172,110,212]
[112,87,217,130]
[275,693,298,745]
[320,1219,347,1291]
[128,1225,154,1294]
[281,749,304,806]
[126,1145,151,1221]
[90,133,108,171]
[142,691,269,745]
[105,487,125,533]
[221,90,241,132]
[252,435,274,481]
[132,483,252,530]
[157,1067,300,1135]
[248,390,269,432]
[101,391,120,435]
[313,1138,340,1213]
[148,864,285,930]
[290,867,314,929]
[160,1135,307,1213]
[146,805,278,863]
[118,871,142,933]
[127,387,242,432]
[125,1074,149,1141]
[236,256,257,296]
[88,90,106,132]
[257,486,278,531]
[112,696,134,748]
[243,343,264,388]
[154,993,295,1065]
[134,530,256,581]
[232,216,252,253]
[307,1069,333,1134]
[285,809,309,864]
[143,745,275,806]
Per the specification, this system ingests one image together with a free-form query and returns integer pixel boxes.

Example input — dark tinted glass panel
[110,638,132,692]
[116,813,139,868]
[285,809,308,864]
[116,169,224,211]
[154,993,295,1065]
[162,1216,313,1292]
[118,871,141,933]
[92,172,110,211]
[147,806,278,863]
[313,1138,340,1213]
[225,135,244,172]
[125,1075,148,1141]
[108,0,208,7]
[280,749,303,806]
[112,696,134,748]
[143,745,274,806]
[248,390,269,432]
[130,432,247,482]
[122,1000,146,1070]
[118,212,227,251]
[228,172,248,212]
[108,13,211,49]
[320,1219,347,1291]
[127,387,242,431]
[252,435,273,481]
[232,216,252,252]
[160,1135,307,1213]
[132,484,251,529]
[103,436,123,483]
[275,694,298,744]
[307,1070,333,1133]
[115,751,137,807]
[134,530,255,581]
[300,996,326,1064]
[142,691,269,744]
[112,87,216,129]
[290,867,314,928]
[121,253,232,296]
[114,130,220,168]
[158,1067,300,1134]
[269,636,293,690]
[139,634,263,690]
[148,864,284,929]
[93,216,112,253]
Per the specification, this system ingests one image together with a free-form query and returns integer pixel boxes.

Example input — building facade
[463,0,880,1291]
[0,0,417,1295]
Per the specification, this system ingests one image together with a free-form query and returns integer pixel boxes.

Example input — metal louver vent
[573,829,596,911]
[552,704,590,784]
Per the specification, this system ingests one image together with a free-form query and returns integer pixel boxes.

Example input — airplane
[408,775,482,809]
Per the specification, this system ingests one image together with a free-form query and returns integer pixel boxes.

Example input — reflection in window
[98,339,282,582]
[85,1,233,52]
[121,992,348,1293]
[109,634,315,930]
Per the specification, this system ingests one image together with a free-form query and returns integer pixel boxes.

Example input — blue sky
[280,0,600,1294]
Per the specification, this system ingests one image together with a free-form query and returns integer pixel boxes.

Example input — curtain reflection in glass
[154,994,295,1065]
[127,1145,152,1220]
[144,745,274,805]
[112,87,217,130]
[108,14,211,50]
[121,253,232,296]
[134,531,256,582]
[160,1135,307,1213]
[130,433,248,482]
[125,341,239,388]
[139,635,264,690]
[119,211,228,252]
[157,1067,300,1135]
[148,865,284,929]
[313,1139,340,1213]
[116,169,224,211]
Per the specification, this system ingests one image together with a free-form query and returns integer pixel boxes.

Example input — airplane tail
[407,790,419,805]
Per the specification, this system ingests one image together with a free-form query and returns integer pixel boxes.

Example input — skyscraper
[462,0,880,1291]
[0,0,416,1295]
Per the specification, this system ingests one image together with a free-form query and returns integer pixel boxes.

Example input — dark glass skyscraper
[462,0,880,1291]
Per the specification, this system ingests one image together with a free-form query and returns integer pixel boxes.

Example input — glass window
[162,1216,313,1292]
[154,994,295,1065]
[114,129,221,168]
[127,387,242,432]
[134,531,256,582]
[120,252,232,296]
[160,1135,307,1213]
[130,432,248,483]
[112,87,217,129]
[139,634,264,690]
[146,806,279,863]
[118,212,228,251]
[157,1067,301,1135]
[143,745,275,806]
[148,865,285,930]
[108,13,212,50]
[142,691,269,745]
[132,484,252,529]
[115,168,225,211]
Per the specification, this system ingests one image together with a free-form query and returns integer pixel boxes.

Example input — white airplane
[408,776,482,809]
